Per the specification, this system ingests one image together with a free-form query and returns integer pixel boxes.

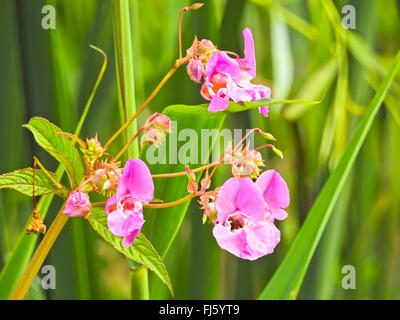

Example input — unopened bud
[272,146,283,159]
[141,128,166,149]
[259,131,276,141]
[187,59,204,83]
[84,135,105,163]
[153,114,172,133]
[185,166,198,193]
[189,3,204,10]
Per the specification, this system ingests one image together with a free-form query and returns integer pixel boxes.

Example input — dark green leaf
[0,168,67,198]
[88,207,173,295]
[141,104,226,258]
[23,117,85,187]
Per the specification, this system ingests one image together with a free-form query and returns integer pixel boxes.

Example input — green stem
[112,0,139,159]
[10,206,68,300]
[130,264,150,300]
[112,0,148,300]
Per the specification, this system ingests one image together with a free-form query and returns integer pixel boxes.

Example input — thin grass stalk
[112,0,148,300]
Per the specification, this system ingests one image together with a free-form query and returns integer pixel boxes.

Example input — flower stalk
[10,205,68,300]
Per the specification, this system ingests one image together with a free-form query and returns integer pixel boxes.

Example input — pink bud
[140,128,166,148]
[153,114,172,133]
[64,191,92,218]
[187,59,204,83]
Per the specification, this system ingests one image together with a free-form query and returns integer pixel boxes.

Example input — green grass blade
[258,50,400,300]
[112,0,138,160]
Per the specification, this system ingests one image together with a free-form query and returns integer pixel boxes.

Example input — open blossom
[199,28,271,116]
[212,177,281,260]
[63,191,92,218]
[105,158,154,246]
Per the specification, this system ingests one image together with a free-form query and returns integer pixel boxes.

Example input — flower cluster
[187,28,271,117]
[60,24,288,261]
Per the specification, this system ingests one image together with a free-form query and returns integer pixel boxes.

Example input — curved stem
[104,58,188,150]
[10,205,68,300]
[112,127,145,163]
[143,193,197,208]
[92,193,197,210]
[152,161,221,179]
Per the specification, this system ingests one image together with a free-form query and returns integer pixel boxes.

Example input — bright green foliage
[0,168,67,198]
[88,207,173,295]
[227,98,321,114]
[142,104,227,258]
[258,51,400,300]
[23,117,85,188]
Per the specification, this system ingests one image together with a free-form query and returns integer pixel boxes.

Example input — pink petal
[205,52,240,82]
[122,229,140,246]
[244,222,280,259]
[269,208,288,221]
[105,195,117,215]
[216,177,265,223]
[255,170,289,210]
[187,59,204,83]
[241,28,256,78]
[107,209,128,237]
[258,106,269,117]
[117,158,154,204]
[107,209,144,238]
[213,221,280,260]
[213,223,248,259]
[208,90,230,112]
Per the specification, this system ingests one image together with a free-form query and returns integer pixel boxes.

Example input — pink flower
[200,28,271,116]
[255,170,289,221]
[105,158,154,246]
[64,191,92,218]
[212,177,280,260]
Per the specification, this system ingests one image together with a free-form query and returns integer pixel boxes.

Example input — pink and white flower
[200,28,271,116]
[212,177,282,260]
[105,158,154,246]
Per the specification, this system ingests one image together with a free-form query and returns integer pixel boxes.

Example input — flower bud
[141,128,166,149]
[83,135,105,164]
[187,59,204,83]
[231,149,264,179]
[64,191,92,218]
[198,192,218,224]
[185,166,198,193]
[152,114,172,133]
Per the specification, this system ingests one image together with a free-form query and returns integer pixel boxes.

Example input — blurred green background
[1,0,400,299]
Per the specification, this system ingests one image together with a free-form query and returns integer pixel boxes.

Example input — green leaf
[141,104,227,258]
[258,51,400,300]
[226,98,321,113]
[88,207,173,295]
[0,168,67,198]
[23,117,85,188]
